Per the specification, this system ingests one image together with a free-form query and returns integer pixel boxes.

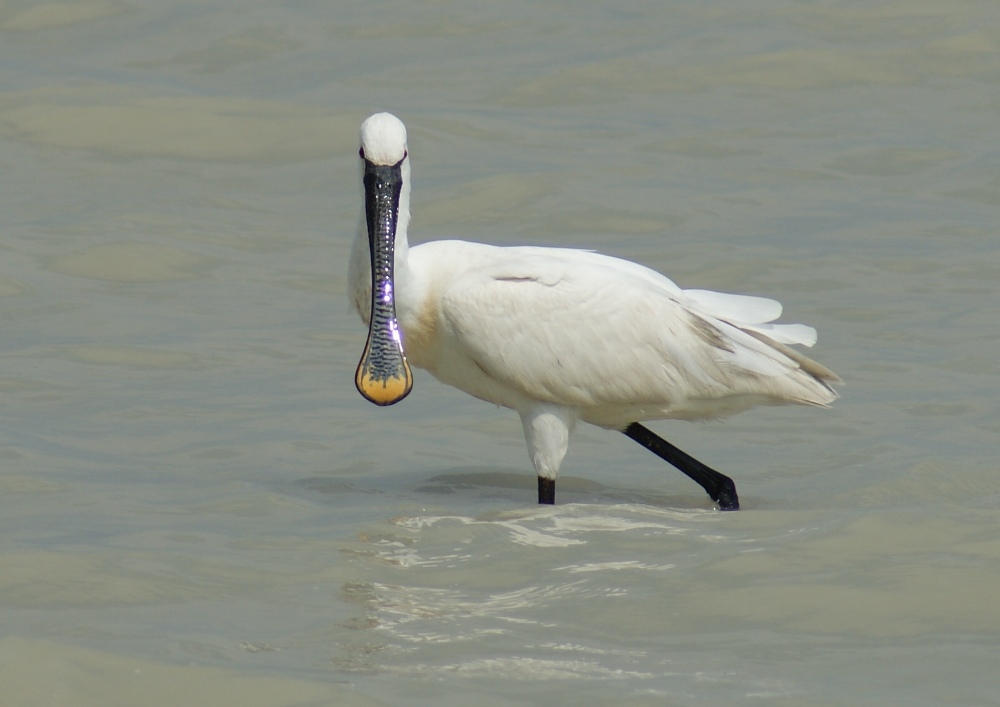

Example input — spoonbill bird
[349,112,839,510]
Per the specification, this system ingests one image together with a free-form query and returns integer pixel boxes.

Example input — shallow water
[2,0,1000,704]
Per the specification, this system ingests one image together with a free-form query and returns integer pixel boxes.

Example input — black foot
[622,422,741,511]
[715,478,740,511]
[538,477,555,505]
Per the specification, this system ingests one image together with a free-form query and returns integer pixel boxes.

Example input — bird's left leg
[622,422,740,510]
[521,406,576,505]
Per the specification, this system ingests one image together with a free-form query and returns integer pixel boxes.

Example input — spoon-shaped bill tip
[355,339,413,406]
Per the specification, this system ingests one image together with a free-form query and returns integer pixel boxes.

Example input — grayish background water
[2,0,999,704]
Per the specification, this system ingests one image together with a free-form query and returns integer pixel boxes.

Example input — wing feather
[438,253,833,412]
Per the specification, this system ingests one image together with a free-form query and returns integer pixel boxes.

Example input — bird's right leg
[521,406,576,505]
[622,423,740,510]
[538,477,556,505]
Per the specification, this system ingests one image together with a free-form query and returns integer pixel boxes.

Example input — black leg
[538,477,555,505]
[622,423,740,510]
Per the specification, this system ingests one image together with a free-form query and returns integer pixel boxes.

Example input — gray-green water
[2,1,999,704]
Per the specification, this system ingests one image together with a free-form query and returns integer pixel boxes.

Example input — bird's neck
[347,182,413,323]
[393,165,413,272]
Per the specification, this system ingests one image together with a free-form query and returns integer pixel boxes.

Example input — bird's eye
[359,147,365,159]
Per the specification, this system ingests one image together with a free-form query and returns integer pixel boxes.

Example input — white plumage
[350,112,839,509]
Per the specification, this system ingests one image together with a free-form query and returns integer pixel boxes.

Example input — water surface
[1,1,999,704]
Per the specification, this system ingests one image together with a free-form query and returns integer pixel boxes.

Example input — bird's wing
[438,253,830,411]
[683,289,818,347]
[513,248,818,346]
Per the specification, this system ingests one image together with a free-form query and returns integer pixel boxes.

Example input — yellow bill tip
[355,364,413,406]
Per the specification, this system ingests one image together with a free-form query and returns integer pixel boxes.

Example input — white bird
[349,112,839,510]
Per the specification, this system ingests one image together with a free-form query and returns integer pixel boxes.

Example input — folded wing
[439,251,837,418]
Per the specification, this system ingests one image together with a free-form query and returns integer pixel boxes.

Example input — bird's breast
[396,289,440,371]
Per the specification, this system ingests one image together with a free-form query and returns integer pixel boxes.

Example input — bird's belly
[579,393,789,429]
